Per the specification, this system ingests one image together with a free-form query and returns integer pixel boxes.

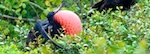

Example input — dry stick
[0,13,35,22]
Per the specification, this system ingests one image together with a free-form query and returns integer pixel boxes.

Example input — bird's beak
[53,2,64,14]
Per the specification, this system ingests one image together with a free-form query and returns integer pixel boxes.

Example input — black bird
[26,10,82,48]
[92,0,136,12]
[26,12,63,48]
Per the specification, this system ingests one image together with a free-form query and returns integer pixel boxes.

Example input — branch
[76,0,82,13]
[29,2,45,11]
[0,13,35,22]
[29,2,40,21]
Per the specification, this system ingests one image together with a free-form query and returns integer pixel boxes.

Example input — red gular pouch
[53,10,82,36]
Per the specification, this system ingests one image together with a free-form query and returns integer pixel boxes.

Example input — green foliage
[0,0,150,54]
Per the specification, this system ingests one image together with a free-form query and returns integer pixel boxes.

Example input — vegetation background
[0,0,150,54]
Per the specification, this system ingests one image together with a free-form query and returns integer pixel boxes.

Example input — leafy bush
[0,0,150,54]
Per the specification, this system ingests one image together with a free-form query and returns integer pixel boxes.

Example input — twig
[0,13,35,22]
[29,2,40,21]
[76,0,82,13]
[29,2,45,11]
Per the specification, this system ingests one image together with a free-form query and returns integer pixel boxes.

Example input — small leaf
[22,3,26,8]
[139,39,148,49]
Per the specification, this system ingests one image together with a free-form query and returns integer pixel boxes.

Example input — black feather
[92,0,136,11]
[26,12,63,47]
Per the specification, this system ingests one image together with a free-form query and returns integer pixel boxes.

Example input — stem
[29,2,45,11]
[0,13,35,22]
[29,2,40,21]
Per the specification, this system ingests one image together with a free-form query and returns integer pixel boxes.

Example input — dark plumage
[92,0,136,11]
[26,12,63,46]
